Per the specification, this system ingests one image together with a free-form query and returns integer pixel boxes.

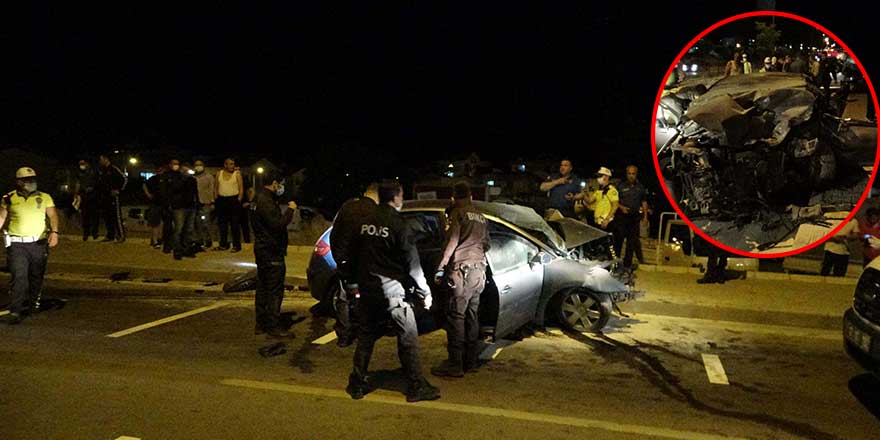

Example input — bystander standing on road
[327,183,379,347]
[431,182,489,378]
[143,166,166,249]
[180,163,200,255]
[215,158,244,252]
[821,219,861,277]
[539,159,581,218]
[741,54,752,75]
[74,159,99,241]
[158,158,195,260]
[96,153,127,242]
[615,165,648,268]
[859,208,880,267]
[193,160,216,250]
[251,170,298,338]
[347,181,439,403]
[0,167,60,325]
[789,53,807,74]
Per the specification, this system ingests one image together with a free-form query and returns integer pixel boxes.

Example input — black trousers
[255,255,286,331]
[80,192,99,239]
[6,241,48,315]
[444,264,485,370]
[100,193,125,241]
[821,251,849,277]
[216,196,241,249]
[614,213,643,267]
[352,278,423,386]
[334,280,359,342]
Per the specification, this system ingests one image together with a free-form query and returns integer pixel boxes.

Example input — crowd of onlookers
[74,155,256,260]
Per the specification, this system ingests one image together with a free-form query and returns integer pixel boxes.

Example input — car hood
[546,217,611,250]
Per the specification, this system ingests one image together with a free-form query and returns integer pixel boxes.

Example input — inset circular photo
[653,11,879,257]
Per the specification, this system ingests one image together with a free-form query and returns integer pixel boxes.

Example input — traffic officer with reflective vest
[431,182,489,378]
[328,183,378,347]
[0,167,60,324]
[346,181,440,402]
[250,169,299,338]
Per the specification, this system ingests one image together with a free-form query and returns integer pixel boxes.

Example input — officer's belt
[8,235,43,243]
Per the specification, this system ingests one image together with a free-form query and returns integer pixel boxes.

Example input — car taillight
[314,239,331,257]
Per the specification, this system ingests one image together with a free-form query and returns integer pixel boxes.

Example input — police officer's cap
[15,167,37,179]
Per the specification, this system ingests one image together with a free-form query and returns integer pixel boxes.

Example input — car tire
[553,289,612,333]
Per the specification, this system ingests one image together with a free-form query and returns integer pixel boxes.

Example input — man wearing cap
[574,167,619,230]
[0,167,60,324]
[540,159,581,218]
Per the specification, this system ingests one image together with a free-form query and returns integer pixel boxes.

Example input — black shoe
[696,277,714,284]
[431,361,464,378]
[406,378,441,402]
[346,376,370,400]
[336,335,355,348]
[266,328,294,339]
[2,313,23,325]
[173,253,183,260]
[101,237,115,242]
[83,236,89,242]
[231,247,242,253]
[215,246,229,251]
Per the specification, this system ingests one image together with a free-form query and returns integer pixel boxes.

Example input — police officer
[328,183,379,347]
[251,169,298,338]
[96,153,127,242]
[346,181,440,402]
[0,167,60,324]
[431,182,489,378]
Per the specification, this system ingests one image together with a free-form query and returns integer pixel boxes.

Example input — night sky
[3,1,878,173]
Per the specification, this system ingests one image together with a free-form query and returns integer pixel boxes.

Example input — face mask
[23,182,37,193]
[275,183,285,196]
[194,166,204,173]
[79,165,88,171]
[171,165,180,172]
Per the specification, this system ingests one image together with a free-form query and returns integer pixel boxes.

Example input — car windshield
[471,201,567,253]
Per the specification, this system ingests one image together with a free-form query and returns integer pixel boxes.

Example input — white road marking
[115,437,141,440]
[312,331,338,345]
[106,301,231,338]
[222,378,746,440]
[634,313,841,341]
[701,354,730,385]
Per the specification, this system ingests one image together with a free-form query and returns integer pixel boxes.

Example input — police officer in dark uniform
[0,167,61,324]
[328,183,379,347]
[251,169,298,338]
[346,181,440,402]
[431,182,489,378]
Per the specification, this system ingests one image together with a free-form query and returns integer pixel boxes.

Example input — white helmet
[15,167,37,178]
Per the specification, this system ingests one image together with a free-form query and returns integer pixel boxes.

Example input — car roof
[402,199,566,252]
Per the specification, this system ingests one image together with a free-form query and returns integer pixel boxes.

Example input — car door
[401,210,445,283]
[486,223,544,339]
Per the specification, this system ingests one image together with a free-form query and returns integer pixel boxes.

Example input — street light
[257,167,264,174]
[129,157,138,165]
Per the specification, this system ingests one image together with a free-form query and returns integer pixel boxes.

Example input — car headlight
[682,65,689,72]
[691,64,698,72]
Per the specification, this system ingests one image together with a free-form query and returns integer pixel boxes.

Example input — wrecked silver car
[307,200,641,339]
[657,72,876,252]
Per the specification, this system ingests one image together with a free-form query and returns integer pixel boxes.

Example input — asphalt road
[1,285,879,440]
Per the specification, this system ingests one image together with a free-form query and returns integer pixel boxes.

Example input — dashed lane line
[115,437,141,440]
[701,354,730,385]
[221,378,747,440]
[312,331,338,345]
[106,301,232,338]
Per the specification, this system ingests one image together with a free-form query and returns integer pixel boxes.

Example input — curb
[637,264,858,285]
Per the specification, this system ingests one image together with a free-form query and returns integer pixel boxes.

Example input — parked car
[844,257,880,374]
[307,200,641,340]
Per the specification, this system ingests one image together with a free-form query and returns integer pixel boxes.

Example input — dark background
[1,1,877,202]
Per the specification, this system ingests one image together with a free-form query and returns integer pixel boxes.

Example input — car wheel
[554,289,612,333]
